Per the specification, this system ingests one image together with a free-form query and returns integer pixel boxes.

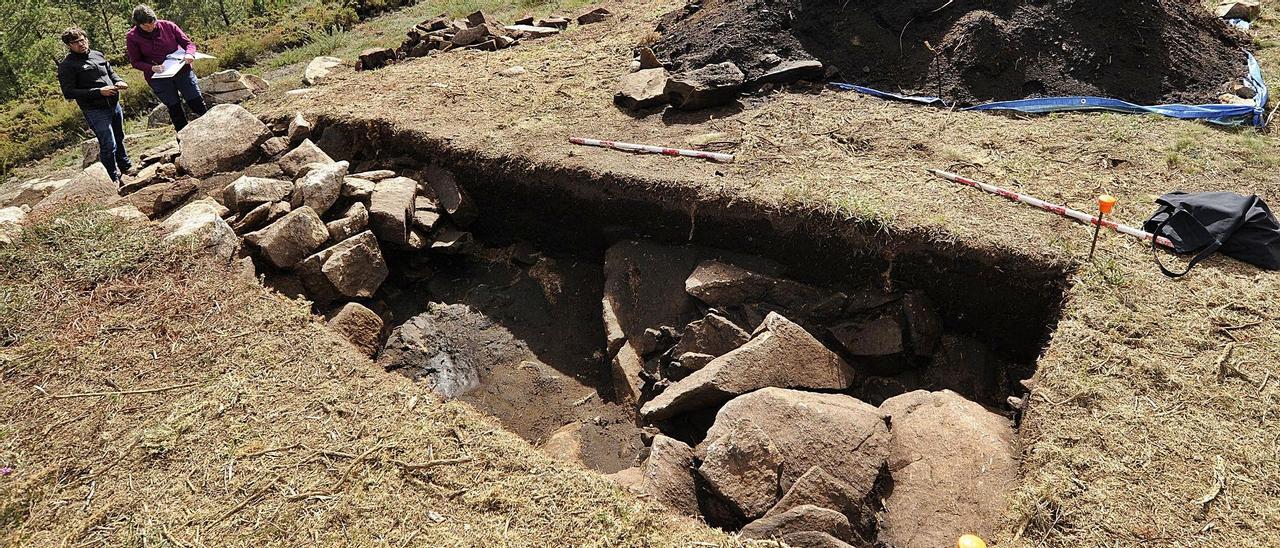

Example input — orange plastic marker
[958,534,988,548]
[1088,194,1118,261]
[1099,194,1117,215]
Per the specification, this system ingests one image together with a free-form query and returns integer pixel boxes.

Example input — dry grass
[0,207,736,546]
[251,0,1280,545]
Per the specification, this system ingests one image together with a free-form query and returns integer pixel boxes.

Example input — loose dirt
[652,0,1250,104]
[380,247,646,474]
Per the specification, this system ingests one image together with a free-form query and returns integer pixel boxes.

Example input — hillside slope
[0,208,733,547]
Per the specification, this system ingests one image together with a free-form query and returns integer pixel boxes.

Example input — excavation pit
[258,119,1070,545]
[650,0,1251,105]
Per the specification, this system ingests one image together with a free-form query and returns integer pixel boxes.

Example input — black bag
[1143,191,1280,277]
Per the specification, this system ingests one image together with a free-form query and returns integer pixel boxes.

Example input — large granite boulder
[877,390,1017,548]
[698,388,889,519]
[175,104,272,177]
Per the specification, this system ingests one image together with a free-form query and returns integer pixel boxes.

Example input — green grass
[0,205,157,286]
[263,27,350,69]
[0,0,405,179]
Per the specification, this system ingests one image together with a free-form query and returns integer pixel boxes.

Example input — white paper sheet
[151,48,216,79]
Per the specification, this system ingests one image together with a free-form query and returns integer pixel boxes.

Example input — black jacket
[56,50,124,111]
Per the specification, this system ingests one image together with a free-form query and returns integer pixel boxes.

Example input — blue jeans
[148,67,207,131]
[83,103,129,182]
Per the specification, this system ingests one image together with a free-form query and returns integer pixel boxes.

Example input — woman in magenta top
[124,5,207,131]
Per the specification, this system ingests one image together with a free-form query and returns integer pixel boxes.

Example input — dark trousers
[83,103,130,182]
[148,66,207,131]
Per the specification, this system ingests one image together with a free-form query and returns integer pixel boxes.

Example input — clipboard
[152,48,216,79]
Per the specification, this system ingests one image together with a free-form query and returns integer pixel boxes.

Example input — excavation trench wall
[307,116,1070,395]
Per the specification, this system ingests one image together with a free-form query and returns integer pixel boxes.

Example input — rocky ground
[3,97,1028,545]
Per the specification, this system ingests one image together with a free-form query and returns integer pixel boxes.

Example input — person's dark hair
[132,5,157,26]
[61,27,87,45]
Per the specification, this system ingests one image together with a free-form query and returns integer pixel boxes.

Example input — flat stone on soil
[577,7,612,24]
[615,68,668,110]
[303,56,343,86]
[176,104,273,178]
[665,62,745,110]
[541,421,586,464]
[640,313,855,420]
[753,59,824,84]
[378,305,489,398]
[244,206,330,269]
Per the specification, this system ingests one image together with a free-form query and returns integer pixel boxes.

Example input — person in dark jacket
[125,4,207,131]
[56,27,132,183]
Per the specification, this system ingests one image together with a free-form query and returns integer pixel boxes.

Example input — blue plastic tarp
[829,51,1269,127]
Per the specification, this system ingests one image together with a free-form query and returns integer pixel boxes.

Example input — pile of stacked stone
[199,69,269,105]
[143,69,269,127]
[615,52,825,112]
[358,7,612,70]
[590,241,1021,547]
[29,103,477,359]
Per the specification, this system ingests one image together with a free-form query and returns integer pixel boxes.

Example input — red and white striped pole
[569,137,734,163]
[928,169,1175,249]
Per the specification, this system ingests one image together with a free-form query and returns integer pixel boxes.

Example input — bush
[0,70,156,175]
[0,0,417,177]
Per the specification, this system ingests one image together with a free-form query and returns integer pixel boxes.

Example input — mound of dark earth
[651,0,1250,105]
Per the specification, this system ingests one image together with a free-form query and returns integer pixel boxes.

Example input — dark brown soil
[379,247,645,474]
[652,0,1250,105]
